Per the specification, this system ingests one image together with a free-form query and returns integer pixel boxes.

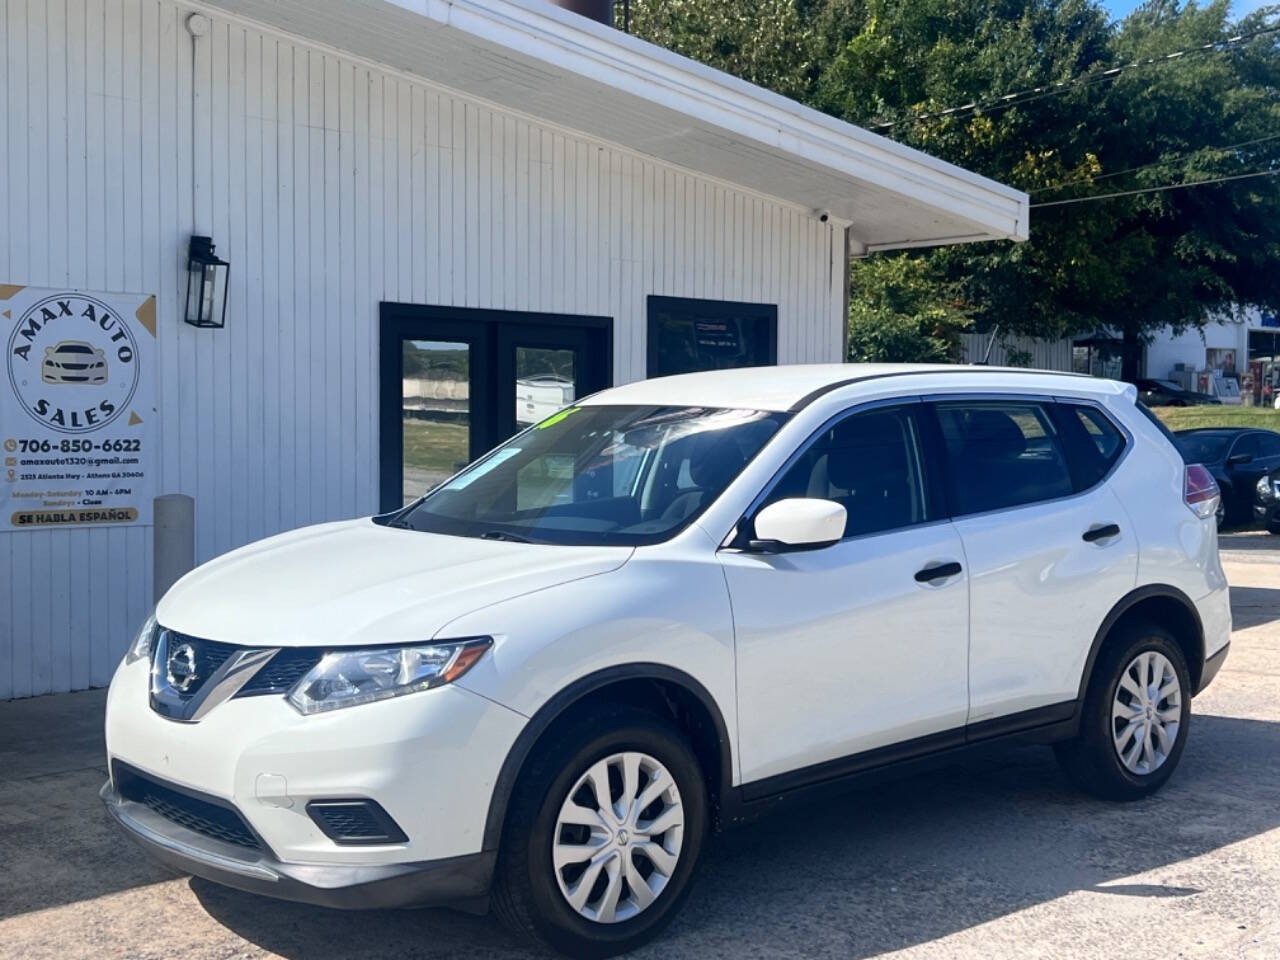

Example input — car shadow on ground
[1228,586,1280,630]
[1219,531,1279,552]
[192,713,1280,960]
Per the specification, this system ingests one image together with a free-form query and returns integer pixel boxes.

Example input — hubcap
[552,751,684,924]
[1112,650,1182,775]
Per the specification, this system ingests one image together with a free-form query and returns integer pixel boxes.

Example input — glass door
[400,339,473,503]
[380,313,493,511]
[496,323,608,442]
[379,305,611,512]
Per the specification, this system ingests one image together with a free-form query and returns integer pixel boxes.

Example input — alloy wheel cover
[551,751,685,924]
[1112,650,1182,775]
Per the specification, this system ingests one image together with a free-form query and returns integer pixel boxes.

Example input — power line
[1029,131,1280,194]
[872,23,1280,130]
[1030,168,1280,208]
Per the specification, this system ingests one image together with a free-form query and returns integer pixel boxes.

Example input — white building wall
[0,0,845,698]
[1145,322,1248,380]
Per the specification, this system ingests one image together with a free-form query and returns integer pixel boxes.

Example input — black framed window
[646,296,777,377]
[757,404,935,539]
[379,303,612,512]
[1052,402,1128,492]
[934,400,1075,516]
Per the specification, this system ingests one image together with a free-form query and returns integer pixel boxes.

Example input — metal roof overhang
[198,0,1030,252]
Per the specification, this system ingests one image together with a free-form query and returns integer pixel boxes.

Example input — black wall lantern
[184,235,229,328]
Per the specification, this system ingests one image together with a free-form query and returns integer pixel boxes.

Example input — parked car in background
[1175,428,1280,528]
[1135,378,1219,407]
[103,366,1230,959]
[1254,466,1280,534]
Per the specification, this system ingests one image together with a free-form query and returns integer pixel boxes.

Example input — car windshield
[392,405,787,546]
[1176,433,1230,463]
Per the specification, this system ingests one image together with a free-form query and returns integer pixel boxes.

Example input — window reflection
[402,340,470,503]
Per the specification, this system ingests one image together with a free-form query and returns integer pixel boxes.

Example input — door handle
[914,561,962,583]
[1082,523,1121,543]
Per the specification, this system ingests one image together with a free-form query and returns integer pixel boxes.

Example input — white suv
[103,365,1231,958]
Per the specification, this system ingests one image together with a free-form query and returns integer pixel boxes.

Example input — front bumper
[104,654,527,867]
[101,777,495,909]
[1253,495,1280,529]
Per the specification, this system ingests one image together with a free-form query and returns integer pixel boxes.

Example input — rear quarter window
[1053,403,1128,491]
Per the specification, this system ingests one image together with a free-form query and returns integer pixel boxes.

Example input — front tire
[1056,623,1192,800]
[492,705,708,959]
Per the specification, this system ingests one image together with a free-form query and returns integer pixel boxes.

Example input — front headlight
[123,613,157,665]
[1258,476,1275,501]
[287,638,493,714]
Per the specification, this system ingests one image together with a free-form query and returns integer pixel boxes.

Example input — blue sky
[1102,0,1274,19]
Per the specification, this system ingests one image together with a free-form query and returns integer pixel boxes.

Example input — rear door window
[934,400,1074,516]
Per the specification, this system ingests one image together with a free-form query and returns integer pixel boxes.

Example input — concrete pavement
[1,532,1278,959]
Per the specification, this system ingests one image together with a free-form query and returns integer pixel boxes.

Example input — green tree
[622,0,816,100]
[625,0,1280,374]
[846,255,973,362]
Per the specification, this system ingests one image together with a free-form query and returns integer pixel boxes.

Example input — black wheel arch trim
[480,663,734,852]
[1077,584,1205,701]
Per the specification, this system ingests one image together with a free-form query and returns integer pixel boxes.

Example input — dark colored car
[1254,466,1280,534]
[1175,428,1280,528]
[1135,379,1220,407]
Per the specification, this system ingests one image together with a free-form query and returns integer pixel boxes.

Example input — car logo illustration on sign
[6,293,138,433]
[42,340,109,385]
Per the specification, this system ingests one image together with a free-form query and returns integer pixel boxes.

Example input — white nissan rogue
[103,364,1231,958]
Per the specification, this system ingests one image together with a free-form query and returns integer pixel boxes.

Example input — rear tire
[1056,623,1192,801]
[492,705,708,959]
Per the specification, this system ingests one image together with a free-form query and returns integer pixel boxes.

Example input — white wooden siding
[958,332,1074,372]
[0,0,845,698]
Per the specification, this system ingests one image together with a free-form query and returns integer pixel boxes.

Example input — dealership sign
[2,285,156,529]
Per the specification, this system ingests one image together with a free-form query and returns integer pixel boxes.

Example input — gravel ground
[1,531,1277,959]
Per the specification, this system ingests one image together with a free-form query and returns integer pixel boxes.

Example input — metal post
[154,494,195,602]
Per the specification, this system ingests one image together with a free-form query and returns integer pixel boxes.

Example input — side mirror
[748,498,846,552]
[1228,453,1253,467]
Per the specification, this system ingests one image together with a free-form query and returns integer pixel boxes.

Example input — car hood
[156,518,633,647]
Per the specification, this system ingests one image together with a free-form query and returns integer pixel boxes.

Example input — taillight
[1184,464,1220,520]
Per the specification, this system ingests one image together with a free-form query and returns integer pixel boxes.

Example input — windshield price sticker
[2,285,157,530]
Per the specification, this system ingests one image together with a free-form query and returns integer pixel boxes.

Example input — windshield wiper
[479,530,532,543]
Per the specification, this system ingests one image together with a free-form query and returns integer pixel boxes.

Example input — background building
[961,308,1280,405]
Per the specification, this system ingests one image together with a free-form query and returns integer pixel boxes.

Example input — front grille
[153,631,238,702]
[236,647,324,697]
[114,763,261,852]
[149,624,324,720]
